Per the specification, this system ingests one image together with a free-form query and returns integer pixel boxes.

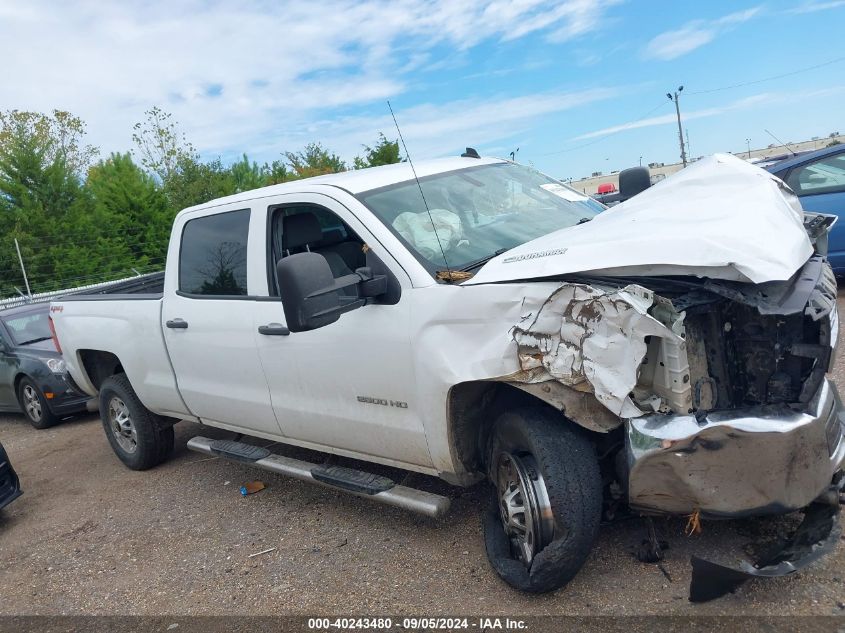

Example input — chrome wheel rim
[108,397,137,453]
[22,385,42,421]
[496,452,554,565]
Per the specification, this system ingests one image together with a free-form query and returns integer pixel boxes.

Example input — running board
[186,436,450,519]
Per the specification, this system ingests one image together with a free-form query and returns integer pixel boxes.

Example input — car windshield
[2,310,51,345]
[357,162,604,273]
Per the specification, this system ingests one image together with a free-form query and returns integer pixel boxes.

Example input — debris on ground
[240,481,266,496]
[247,547,277,558]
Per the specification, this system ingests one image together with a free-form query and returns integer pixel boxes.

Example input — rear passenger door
[162,205,284,438]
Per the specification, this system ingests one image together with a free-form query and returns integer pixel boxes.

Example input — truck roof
[180,155,505,215]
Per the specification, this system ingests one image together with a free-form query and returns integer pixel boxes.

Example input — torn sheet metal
[689,502,841,602]
[510,283,686,418]
[466,153,813,286]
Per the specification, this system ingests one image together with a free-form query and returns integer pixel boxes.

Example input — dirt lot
[2,298,845,617]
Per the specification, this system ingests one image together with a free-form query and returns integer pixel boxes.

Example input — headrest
[320,228,345,246]
[283,213,322,250]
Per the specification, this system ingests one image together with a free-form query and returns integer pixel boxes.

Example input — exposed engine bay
[639,253,837,415]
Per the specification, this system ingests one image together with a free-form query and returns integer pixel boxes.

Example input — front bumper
[626,378,845,517]
[0,443,22,511]
[39,374,95,416]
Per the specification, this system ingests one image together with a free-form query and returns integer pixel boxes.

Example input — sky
[1,0,843,180]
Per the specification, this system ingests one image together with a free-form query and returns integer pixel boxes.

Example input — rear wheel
[18,378,59,429]
[483,407,602,593]
[99,374,174,470]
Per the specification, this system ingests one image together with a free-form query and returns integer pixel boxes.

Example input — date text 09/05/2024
[307,617,528,630]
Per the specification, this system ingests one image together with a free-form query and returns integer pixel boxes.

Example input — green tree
[0,109,97,177]
[261,159,291,185]
[353,133,403,169]
[285,142,346,179]
[230,153,265,192]
[0,110,91,294]
[131,106,197,182]
[85,152,171,263]
[163,155,236,212]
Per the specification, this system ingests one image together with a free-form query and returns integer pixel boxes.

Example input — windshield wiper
[460,247,509,272]
[18,336,52,346]
[577,217,592,224]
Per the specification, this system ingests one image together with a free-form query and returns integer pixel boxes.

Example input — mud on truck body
[50,152,844,601]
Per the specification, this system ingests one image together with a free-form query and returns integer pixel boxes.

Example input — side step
[187,436,450,519]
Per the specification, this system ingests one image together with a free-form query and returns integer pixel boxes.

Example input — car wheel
[482,407,602,593]
[99,373,174,470]
[17,377,60,429]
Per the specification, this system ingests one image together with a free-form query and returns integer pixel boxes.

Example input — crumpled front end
[627,378,845,517]
[624,256,842,517]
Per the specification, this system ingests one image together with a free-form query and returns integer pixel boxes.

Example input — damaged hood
[466,153,813,286]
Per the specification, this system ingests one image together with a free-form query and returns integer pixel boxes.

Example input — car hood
[466,153,813,286]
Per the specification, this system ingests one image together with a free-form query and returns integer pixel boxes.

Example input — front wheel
[483,407,602,593]
[18,378,59,429]
[99,374,174,470]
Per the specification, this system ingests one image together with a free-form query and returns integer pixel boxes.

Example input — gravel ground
[1,295,845,617]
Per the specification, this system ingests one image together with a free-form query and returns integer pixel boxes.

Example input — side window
[786,153,845,196]
[268,204,365,296]
[179,209,250,296]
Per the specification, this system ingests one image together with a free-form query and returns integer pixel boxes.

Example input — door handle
[258,323,290,336]
[166,319,189,329]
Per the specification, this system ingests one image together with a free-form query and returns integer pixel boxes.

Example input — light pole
[746,138,751,158]
[639,155,643,166]
[509,148,519,162]
[666,86,687,167]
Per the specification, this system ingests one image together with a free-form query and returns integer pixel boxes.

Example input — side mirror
[618,166,651,201]
[276,253,388,333]
[277,253,342,333]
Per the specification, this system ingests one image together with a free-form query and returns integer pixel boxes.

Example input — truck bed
[50,281,190,420]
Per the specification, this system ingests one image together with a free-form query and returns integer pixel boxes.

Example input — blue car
[766,144,845,274]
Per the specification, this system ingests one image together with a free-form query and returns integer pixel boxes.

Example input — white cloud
[240,86,621,162]
[0,0,620,162]
[573,93,775,140]
[787,0,845,13]
[643,6,762,61]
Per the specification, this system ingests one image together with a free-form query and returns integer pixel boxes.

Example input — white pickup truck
[51,152,844,599]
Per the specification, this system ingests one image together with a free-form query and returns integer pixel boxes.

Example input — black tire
[482,407,602,593]
[99,373,174,470]
[17,377,60,429]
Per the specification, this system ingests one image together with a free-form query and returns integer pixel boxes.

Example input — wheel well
[13,373,29,397]
[447,381,560,474]
[78,350,124,391]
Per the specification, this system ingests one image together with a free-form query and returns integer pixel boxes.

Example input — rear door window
[179,209,250,296]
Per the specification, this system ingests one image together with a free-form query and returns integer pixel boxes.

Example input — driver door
[252,194,433,469]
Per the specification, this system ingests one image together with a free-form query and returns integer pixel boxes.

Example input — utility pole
[746,138,751,158]
[14,238,32,299]
[666,86,687,167]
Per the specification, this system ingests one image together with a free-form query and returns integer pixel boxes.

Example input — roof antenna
[387,100,454,280]
[764,128,798,157]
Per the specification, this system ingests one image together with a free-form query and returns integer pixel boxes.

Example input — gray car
[0,303,93,428]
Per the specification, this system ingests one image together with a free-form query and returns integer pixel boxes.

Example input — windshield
[357,162,604,273]
[2,310,51,345]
